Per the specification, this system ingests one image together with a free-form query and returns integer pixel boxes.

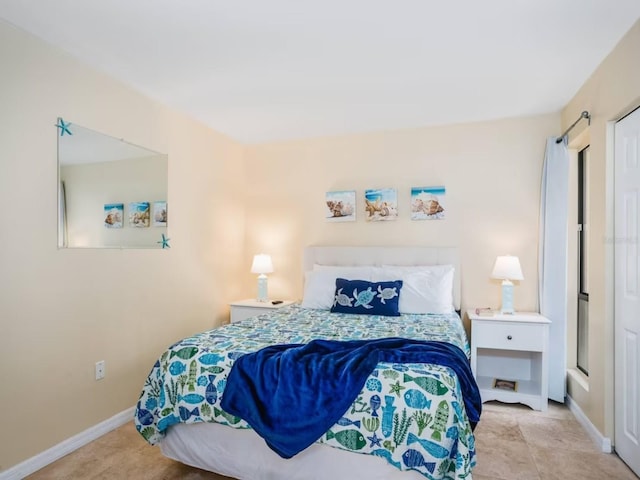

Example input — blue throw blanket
[220,337,481,458]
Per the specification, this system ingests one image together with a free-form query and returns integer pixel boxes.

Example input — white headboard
[303,246,461,310]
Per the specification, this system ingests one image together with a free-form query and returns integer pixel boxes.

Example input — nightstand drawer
[229,299,295,323]
[230,306,266,323]
[473,321,545,352]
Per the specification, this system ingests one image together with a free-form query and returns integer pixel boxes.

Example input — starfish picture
[157,234,171,249]
[55,118,72,136]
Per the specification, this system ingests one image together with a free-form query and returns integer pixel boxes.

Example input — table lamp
[251,254,274,302]
[491,255,524,314]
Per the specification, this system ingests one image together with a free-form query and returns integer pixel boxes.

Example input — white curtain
[539,136,570,403]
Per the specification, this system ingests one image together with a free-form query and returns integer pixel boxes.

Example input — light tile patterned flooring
[473,401,637,480]
[26,401,638,479]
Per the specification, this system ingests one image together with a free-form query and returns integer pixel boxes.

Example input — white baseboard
[566,395,612,453]
[0,406,135,480]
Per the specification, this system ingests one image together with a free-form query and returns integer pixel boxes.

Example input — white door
[615,106,640,476]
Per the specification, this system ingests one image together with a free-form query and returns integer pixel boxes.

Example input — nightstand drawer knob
[507,335,513,340]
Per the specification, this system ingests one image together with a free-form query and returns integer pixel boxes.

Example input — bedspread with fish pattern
[135,304,476,480]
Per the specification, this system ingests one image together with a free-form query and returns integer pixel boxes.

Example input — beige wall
[0,20,246,471]
[243,114,560,322]
[562,20,640,440]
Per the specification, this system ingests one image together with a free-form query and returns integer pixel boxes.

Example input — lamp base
[256,274,268,302]
[500,280,514,314]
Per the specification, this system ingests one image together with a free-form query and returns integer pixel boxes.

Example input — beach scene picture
[104,203,124,228]
[153,201,168,227]
[411,186,446,220]
[325,190,356,222]
[365,188,398,222]
[129,202,150,227]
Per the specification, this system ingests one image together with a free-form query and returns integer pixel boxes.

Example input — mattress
[161,422,427,480]
[135,304,477,479]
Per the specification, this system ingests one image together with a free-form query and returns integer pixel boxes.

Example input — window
[577,146,589,375]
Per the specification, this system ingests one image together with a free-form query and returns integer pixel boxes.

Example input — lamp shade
[491,255,524,281]
[251,254,274,274]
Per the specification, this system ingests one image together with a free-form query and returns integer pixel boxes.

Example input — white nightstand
[468,310,550,411]
[229,299,295,323]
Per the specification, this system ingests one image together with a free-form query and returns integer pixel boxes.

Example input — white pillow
[372,265,454,314]
[301,268,376,310]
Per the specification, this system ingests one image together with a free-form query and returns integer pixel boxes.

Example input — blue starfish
[55,118,72,136]
[157,234,170,249]
[367,431,382,448]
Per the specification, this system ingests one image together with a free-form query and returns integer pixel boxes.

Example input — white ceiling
[2,1,639,144]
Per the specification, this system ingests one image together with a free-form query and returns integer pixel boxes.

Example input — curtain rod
[556,110,591,143]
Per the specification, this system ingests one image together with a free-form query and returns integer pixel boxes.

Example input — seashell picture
[326,190,356,222]
[411,186,445,220]
[104,203,124,228]
[129,201,150,227]
[153,201,168,227]
[365,188,397,222]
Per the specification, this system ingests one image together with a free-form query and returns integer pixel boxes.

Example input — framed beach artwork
[129,202,150,228]
[411,186,446,220]
[325,190,356,222]
[153,201,168,227]
[104,203,124,228]
[364,188,398,222]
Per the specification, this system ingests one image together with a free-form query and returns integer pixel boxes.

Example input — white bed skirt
[161,423,425,480]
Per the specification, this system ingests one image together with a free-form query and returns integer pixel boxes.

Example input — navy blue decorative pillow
[330,278,403,316]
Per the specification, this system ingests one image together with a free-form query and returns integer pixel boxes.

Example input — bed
[134,246,480,480]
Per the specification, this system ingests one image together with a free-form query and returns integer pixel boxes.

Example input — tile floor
[472,401,637,480]
[25,401,638,479]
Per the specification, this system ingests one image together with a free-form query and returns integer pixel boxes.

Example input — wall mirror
[57,119,168,249]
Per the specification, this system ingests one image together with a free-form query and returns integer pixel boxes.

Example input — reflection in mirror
[57,119,168,248]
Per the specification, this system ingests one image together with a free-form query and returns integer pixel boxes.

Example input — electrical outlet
[95,360,105,380]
